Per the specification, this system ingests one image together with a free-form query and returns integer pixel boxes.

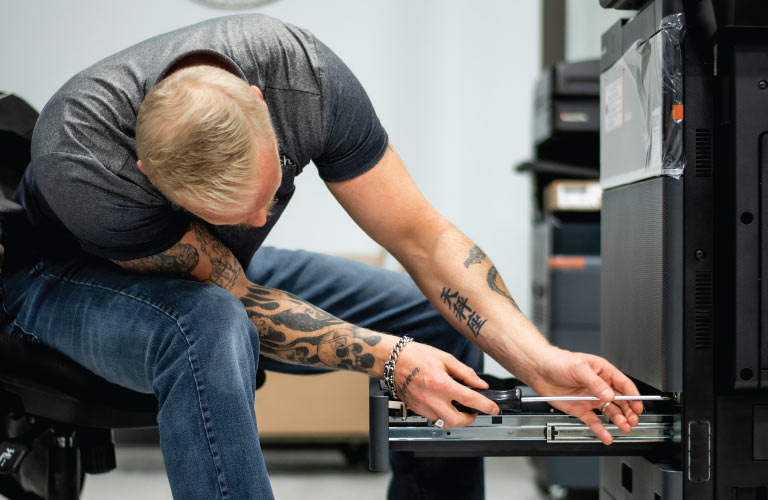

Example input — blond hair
[136,65,276,215]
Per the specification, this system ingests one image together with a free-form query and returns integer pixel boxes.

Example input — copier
[369,1,768,499]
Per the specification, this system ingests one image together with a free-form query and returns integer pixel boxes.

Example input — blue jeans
[0,247,484,500]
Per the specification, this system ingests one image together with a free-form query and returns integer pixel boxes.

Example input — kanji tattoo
[440,286,487,337]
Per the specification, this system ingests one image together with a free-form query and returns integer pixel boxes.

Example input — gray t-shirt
[16,14,388,266]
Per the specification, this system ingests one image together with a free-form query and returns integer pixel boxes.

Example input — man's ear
[250,85,264,100]
[250,85,266,104]
[137,160,146,175]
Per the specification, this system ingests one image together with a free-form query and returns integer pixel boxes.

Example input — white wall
[565,0,631,62]
[1,0,540,376]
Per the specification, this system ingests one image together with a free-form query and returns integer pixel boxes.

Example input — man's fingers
[416,399,479,430]
[581,354,644,415]
[445,357,488,389]
[433,401,477,429]
[601,402,632,433]
[608,370,644,415]
[580,411,613,445]
[418,408,441,424]
[452,384,500,415]
[573,361,614,401]
[611,399,639,428]
[572,359,614,401]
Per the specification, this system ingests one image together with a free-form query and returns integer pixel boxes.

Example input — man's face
[187,139,283,228]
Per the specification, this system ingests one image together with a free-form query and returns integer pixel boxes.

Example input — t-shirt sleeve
[30,152,189,261]
[312,38,389,182]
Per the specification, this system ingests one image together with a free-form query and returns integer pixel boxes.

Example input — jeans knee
[153,285,260,397]
[182,285,252,342]
[187,284,250,323]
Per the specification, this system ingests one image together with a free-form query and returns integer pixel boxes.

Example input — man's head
[136,64,281,227]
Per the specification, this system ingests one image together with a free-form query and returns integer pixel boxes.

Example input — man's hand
[325,145,642,440]
[392,342,500,429]
[526,346,643,445]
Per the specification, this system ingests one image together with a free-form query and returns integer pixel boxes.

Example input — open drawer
[368,377,680,472]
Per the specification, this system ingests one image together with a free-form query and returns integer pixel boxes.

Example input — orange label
[672,104,684,121]
[548,256,586,270]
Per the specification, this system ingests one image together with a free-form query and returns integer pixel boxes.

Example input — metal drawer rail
[388,414,677,444]
[369,380,680,472]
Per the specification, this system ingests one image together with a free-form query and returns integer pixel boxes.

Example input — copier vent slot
[695,271,714,349]
[695,128,713,178]
[621,461,633,492]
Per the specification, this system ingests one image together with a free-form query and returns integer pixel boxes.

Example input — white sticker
[649,106,662,171]
[603,72,623,133]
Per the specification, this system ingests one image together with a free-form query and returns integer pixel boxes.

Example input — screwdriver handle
[453,387,522,414]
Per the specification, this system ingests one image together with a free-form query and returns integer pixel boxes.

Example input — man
[2,14,642,500]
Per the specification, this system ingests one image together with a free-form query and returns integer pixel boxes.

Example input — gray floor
[73,446,548,500]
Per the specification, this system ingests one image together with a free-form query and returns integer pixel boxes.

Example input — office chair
[0,308,159,500]
[0,93,160,500]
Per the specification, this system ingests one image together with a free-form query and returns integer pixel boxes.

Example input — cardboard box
[254,370,369,441]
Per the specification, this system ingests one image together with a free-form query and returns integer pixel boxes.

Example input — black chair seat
[0,95,159,498]
[0,334,158,429]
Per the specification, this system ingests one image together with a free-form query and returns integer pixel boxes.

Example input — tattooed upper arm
[112,221,243,289]
[114,243,200,277]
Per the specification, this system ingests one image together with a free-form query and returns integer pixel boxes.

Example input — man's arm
[114,220,499,422]
[326,143,643,443]
[116,220,388,373]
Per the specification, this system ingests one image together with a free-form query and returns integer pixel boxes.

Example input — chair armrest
[0,199,23,217]
[0,200,31,274]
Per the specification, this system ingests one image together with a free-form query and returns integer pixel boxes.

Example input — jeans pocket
[27,261,46,277]
[10,321,40,343]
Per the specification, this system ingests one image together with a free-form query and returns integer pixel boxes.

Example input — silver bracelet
[383,336,413,400]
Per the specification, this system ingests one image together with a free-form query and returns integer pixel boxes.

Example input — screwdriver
[522,395,669,402]
[454,388,670,414]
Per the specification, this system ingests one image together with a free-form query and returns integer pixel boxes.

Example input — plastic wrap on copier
[600,14,686,190]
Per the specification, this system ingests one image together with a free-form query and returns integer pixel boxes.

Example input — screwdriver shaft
[520,395,669,402]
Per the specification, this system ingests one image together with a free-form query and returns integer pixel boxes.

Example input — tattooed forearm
[440,287,487,337]
[399,367,420,398]
[240,286,345,331]
[117,244,199,276]
[486,266,520,311]
[192,222,241,288]
[240,283,383,373]
[116,221,245,289]
[464,245,487,268]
